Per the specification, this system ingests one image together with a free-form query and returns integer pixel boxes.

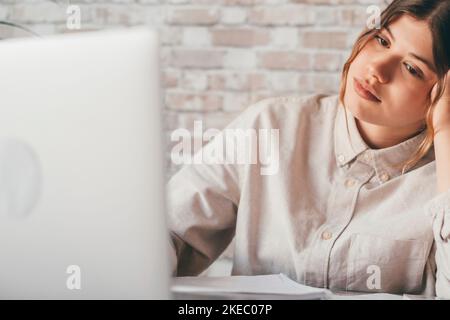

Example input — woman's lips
[353,78,381,103]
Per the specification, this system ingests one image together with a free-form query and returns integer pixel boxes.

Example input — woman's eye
[404,63,422,78]
[373,34,423,79]
[375,35,389,47]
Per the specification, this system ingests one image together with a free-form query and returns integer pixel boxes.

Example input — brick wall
[0,0,389,179]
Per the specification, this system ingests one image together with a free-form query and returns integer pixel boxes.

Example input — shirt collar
[333,96,433,180]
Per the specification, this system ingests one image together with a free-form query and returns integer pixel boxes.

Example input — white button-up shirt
[167,94,450,298]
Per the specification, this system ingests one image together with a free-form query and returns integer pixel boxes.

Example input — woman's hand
[431,70,450,194]
[431,70,450,136]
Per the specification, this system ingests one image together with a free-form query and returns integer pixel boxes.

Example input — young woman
[167,0,450,298]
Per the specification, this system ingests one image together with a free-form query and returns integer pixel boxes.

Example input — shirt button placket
[323,166,374,289]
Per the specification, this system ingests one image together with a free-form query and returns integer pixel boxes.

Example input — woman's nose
[366,58,392,84]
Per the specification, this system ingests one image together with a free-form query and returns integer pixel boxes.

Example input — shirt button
[321,230,333,240]
[362,153,371,162]
[345,179,356,188]
[380,173,390,182]
[337,154,345,164]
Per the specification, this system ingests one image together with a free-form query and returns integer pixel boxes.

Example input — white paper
[171,273,330,300]
[328,292,403,300]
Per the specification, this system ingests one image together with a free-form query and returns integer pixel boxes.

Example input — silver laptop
[0,27,171,299]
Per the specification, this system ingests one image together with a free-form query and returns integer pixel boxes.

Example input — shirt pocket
[346,233,429,294]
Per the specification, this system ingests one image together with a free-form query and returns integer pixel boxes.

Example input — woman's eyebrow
[385,26,437,74]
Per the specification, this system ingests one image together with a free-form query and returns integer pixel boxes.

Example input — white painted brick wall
[0,0,390,177]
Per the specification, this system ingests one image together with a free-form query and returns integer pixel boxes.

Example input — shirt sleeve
[166,148,240,276]
[166,98,273,276]
[424,187,450,298]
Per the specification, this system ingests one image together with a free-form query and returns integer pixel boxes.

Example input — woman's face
[344,14,438,131]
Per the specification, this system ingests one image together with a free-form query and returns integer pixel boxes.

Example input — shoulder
[225,93,340,130]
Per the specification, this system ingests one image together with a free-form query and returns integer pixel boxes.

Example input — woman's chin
[344,96,375,122]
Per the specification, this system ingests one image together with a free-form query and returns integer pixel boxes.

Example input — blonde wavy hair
[338,0,450,175]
